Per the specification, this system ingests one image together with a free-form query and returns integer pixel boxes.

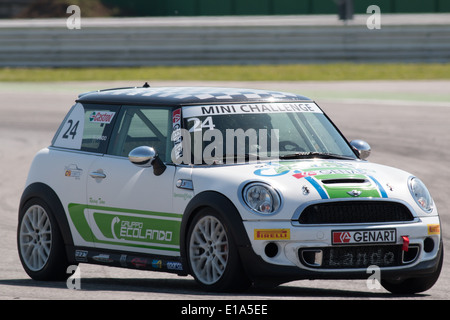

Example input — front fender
[179,191,251,271]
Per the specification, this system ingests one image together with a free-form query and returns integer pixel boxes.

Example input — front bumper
[241,216,441,284]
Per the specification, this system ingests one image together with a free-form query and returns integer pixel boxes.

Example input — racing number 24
[62,120,79,140]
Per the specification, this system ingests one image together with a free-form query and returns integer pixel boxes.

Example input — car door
[85,105,181,257]
[52,103,118,248]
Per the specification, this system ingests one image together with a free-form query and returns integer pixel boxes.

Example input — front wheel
[17,198,70,281]
[381,245,443,294]
[186,208,251,292]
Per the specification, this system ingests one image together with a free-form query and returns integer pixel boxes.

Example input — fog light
[424,237,435,253]
[264,242,279,258]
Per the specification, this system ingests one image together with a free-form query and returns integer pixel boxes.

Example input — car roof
[76,85,312,106]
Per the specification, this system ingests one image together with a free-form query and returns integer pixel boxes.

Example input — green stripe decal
[305,173,385,199]
[369,176,388,198]
[68,203,96,242]
[253,161,389,199]
[305,176,328,199]
[68,203,181,252]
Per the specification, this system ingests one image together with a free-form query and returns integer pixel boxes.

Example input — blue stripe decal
[305,176,329,199]
[369,176,388,198]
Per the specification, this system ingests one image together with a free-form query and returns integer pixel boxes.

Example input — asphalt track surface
[0,80,449,301]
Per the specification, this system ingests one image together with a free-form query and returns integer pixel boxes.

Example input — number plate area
[299,245,404,269]
[299,229,407,269]
[306,245,403,269]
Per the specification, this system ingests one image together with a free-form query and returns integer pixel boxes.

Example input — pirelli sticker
[428,224,440,235]
[254,229,290,240]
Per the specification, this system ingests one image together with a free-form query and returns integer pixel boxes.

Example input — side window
[108,106,172,162]
[52,103,117,153]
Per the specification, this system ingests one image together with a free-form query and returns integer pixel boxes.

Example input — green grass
[1,63,450,82]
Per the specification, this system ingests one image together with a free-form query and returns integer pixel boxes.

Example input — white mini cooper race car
[18,85,442,294]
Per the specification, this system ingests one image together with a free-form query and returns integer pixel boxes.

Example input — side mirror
[128,146,166,176]
[350,140,371,160]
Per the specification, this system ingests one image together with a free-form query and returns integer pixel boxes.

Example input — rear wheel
[186,208,251,292]
[18,198,70,281]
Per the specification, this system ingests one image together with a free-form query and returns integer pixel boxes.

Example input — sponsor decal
[111,216,173,243]
[72,248,184,272]
[89,197,106,205]
[131,257,148,269]
[74,250,88,262]
[428,224,440,235]
[120,254,127,267]
[253,162,293,177]
[90,135,107,141]
[152,259,163,269]
[92,254,113,263]
[64,164,83,180]
[172,108,181,124]
[326,246,397,268]
[67,203,182,252]
[254,229,290,240]
[173,192,193,200]
[172,108,183,160]
[254,161,374,178]
[89,111,115,124]
[253,161,387,199]
[167,261,183,271]
[292,170,317,179]
[332,229,396,245]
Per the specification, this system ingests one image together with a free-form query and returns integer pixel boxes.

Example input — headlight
[243,182,281,215]
[408,177,433,213]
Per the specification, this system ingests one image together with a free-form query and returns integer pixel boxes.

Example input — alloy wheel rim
[189,216,229,285]
[19,205,52,271]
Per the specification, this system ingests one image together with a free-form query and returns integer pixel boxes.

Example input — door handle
[90,171,106,179]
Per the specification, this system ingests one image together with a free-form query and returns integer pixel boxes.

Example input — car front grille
[297,201,414,224]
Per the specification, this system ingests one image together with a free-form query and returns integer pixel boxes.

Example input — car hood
[190,159,415,219]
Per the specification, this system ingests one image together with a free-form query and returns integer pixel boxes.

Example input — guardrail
[1,16,449,67]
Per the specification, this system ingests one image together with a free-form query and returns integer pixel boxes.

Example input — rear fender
[19,182,73,247]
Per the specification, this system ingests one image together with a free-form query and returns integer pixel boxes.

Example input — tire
[186,208,251,292]
[17,198,70,281]
[381,245,444,294]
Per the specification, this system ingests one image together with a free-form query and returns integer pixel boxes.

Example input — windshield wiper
[279,152,355,160]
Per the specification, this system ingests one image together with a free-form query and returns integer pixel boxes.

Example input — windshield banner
[182,102,322,118]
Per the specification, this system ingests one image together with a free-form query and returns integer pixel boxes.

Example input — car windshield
[175,102,356,165]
